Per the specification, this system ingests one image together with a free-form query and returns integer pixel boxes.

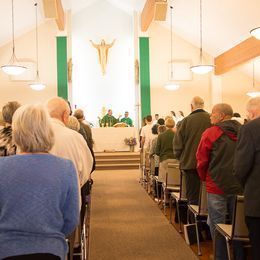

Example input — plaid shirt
[0,126,16,156]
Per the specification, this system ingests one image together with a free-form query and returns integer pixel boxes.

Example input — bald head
[191,96,204,111]
[210,103,233,124]
[246,97,260,120]
[46,97,70,124]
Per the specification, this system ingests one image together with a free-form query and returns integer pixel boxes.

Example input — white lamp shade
[190,64,214,74]
[164,82,180,91]
[29,82,46,91]
[250,27,260,40]
[1,64,27,75]
[246,90,260,97]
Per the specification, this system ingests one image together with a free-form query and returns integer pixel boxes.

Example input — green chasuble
[100,114,118,127]
[120,117,133,127]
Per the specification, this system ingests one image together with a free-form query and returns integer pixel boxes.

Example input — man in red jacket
[196,103,244,260]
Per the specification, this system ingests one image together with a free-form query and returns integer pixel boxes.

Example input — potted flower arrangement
[124,137,137,152]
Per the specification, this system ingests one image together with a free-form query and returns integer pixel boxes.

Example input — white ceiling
[0,0,259,80]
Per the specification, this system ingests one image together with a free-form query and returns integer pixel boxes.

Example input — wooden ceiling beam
[141,0,156,32]
[141,0,168,32]
[42,0,65,31]
[214,37,260,75]
[154,1,168,21]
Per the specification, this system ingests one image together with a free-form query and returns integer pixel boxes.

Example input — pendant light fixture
[164,5,180,91]
[250,27,260,40]
[29,2,46,91]
[247,59,260,97]
[1,0,27,75]
[190,0,214,74]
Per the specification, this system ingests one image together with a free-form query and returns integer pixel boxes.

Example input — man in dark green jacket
[173,96,211,205]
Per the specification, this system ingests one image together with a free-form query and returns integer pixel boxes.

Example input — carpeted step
[95,163,140,170]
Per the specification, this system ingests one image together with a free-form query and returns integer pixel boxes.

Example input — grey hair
[12,104,54,153]
[2,101,21,124]
[247,97,260,112]
[73,109,84,120]
[191,96,204,109]
[67,116,80,131]
[213,103,233,117]
[46,97,70,120]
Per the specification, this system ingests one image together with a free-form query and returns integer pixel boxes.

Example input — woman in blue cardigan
[0,104,79,260]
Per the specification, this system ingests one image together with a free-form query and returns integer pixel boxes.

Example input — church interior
[0,0,260,259]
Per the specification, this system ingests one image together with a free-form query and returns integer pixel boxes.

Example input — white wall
[148,22,256,120]
[71,1,135,126]
[0,20,57,107]
[148,22,212,118]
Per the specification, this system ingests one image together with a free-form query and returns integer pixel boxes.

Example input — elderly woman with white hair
[0,104,79,260]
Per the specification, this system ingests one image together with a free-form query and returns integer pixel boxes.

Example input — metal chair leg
[195,216,202,256]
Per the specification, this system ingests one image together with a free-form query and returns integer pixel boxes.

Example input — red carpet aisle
[89,169,198,260]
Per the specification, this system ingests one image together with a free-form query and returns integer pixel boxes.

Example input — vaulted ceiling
[0,0,259,79]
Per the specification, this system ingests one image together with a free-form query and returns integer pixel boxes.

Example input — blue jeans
[207,193,245,260]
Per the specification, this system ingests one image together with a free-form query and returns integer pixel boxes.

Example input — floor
[89,169,199,260]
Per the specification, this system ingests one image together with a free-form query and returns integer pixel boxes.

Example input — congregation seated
[0,104,79,260]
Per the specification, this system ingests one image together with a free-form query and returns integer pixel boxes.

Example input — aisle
[89,169,198,260]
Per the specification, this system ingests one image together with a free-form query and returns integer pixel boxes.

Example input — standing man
[234,97,260,260]
[100,109,119,127]
[153,114,159,125]
[196,103,244,260]
[120,111,133,126]
[46,97,93,188]
[173,96,211,205]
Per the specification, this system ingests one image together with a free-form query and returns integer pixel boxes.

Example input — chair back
[166,161,181,187]
[179,170,187,200]
[198,181,208,214]
[232,195,249,239]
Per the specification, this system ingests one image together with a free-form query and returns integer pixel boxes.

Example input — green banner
[139,37,151,119]
[56,36,68,99]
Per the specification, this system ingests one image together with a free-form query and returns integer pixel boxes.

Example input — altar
[92,127,139,152]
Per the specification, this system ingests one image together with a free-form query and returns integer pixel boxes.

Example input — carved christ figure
[90,39,116,75]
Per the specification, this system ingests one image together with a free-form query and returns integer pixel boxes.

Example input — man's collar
[51,118,65,127]
[190,108,205,115]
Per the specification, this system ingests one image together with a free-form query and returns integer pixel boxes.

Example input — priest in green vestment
[100,109,119,127]
[120,111,133,127]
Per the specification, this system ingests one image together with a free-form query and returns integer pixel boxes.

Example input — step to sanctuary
[95,152,140,170]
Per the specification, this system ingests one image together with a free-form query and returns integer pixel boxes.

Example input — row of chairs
[140,153,250,259]
[67,185,92,260]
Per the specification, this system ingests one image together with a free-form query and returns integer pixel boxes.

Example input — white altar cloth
[92,127,139,152]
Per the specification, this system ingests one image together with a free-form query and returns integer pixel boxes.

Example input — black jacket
[234,118,260,217]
